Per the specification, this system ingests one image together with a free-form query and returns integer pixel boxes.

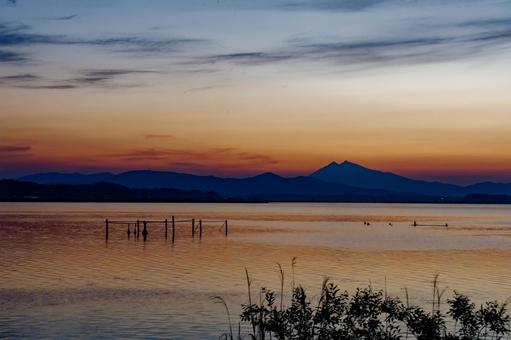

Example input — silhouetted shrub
[218,270,510,340]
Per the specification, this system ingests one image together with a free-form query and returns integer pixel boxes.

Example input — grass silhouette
[217,263,510,340]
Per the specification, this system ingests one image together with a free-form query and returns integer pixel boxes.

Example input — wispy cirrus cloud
[459,16,511,28]
[37,14,78,21]
[297,29,511,67]
[176,0,389,12]
[0,69,161,89]
[203,52,293,65]
[197,18,511,70]
[17,84,77,89]
[0,49,27,62]
[0,21,206,62]
[68,69,160,87]
[280,0,387,11]
[2,2,511,82]
[0,73,38,80]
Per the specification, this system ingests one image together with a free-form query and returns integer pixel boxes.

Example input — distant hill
[310,161,463,196]
[20,172,114,185]
[0,180,225,202]
[21,170,389,197]
[4,179,511,204]
[463,182,511,196]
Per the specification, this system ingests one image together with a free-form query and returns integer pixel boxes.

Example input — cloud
[0,73,38,80]
[203,52,293,65]
[281,0,387,11]
[16,84,77,89]
[40,14,78,21]
[458,17,511,28]
[0,21,205,56]
[3,2,511,78]
[182,0,388,12]
[0,144,31,159]
[0,22,58,46]
[87,37,204,54]
[144,134,176,139]
[0,69,160,90]
[0,49,27,62]
[0,73,77,89]
[291,36,452,66]
[0,145,30,152]
[0,73,41,86]
[68,69,160,87]
[102,147,279,167]
[104,148,209,162]
[197,17,511,70]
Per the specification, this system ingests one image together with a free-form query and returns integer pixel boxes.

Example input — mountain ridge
[18,161,511,197]
[310,160,463,196]
[20,169,389,197]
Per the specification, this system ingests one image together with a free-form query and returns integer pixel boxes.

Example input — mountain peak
[310,160,465,196]
[252,172,281,179]
[340,160,356,166]
[322,160,362,169]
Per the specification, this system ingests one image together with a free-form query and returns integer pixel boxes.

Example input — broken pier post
[142,221,148,241]
[172,216,175,242]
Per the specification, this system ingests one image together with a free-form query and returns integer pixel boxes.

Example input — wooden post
[137,220,140,238]
[192,218,195,238]
[127,223,131,239]
[172,215,175,242]
[142,221,148,242]
[165,219,168,239]
[199,219,202,239]
[225,219,228,237]
[105,219,109,241]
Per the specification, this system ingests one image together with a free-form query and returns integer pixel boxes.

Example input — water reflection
[1,203,511,338]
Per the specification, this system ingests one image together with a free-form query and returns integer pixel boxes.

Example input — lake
[1,202,511,339]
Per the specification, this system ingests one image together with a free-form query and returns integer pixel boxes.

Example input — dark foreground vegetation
[216,272,510,340]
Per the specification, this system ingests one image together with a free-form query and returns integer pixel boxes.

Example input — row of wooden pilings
[104,217,228,242]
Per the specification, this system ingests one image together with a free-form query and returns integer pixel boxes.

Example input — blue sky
[1,0,511,184]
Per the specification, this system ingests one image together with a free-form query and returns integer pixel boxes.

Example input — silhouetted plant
[220,269,511,340]
[477,300,510,339]
[404,306,444,339]
[448,292,479,338]
[313,280,348,339]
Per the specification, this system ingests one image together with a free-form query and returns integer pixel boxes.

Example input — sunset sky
[1,0,511,184]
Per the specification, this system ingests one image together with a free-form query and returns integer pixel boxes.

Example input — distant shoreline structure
[1,179,511,204]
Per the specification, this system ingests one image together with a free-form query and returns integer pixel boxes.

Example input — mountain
[21,170,388,198]
[18,162,511,198]
[21,172,114,185]
[310,161,463,196]
[463,182,511,195]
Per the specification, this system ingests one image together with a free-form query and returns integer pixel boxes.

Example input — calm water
[1,202,511,339]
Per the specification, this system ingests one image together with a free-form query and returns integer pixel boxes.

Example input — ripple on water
[1,202,511,338]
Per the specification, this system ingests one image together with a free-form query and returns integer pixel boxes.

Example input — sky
[1,0,511,185]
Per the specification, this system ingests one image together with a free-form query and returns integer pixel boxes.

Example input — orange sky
[1,1,511,184]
